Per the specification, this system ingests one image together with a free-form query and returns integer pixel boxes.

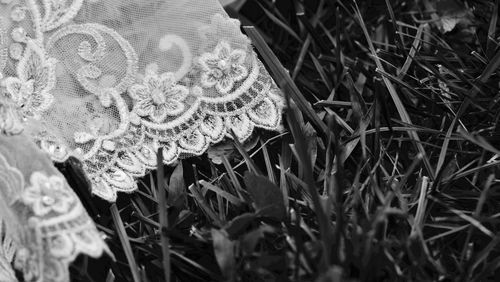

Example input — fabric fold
[0,101,109,282]
[0,0,284,280]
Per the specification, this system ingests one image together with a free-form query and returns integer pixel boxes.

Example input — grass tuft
[67,1,500,281]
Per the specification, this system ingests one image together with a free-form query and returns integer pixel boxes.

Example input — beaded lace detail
[0,0,284,280]
[0,0,284,202]
[0,133,108,282]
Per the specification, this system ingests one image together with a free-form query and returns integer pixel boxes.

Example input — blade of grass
[428,195,494,238]
[335,6,342,83]
[411,176,429,237]
[286,94,332,270]
[469,236,500,279]
[385,0,407,56]
[255,2,303,42]
[199,180,244,206]
[459,174,495,264]
[435,48,500,177]
[486,0,499,58]
[261,139,277,184]
[328,115,347,265]
[279,157,290,213]
[353,3,435,180]
[229,130,262,175]
[292,35,312,80]
[297,12,330,53]
[310,53,333,91]
[110,204,141,282]
[221,156,246,201]
[156,148,171,282]
[244,26,330,138]
[425,224,469,242]
[398,24,425,77]
[188,184,223,227]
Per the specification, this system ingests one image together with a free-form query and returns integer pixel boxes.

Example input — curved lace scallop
[0,116,108,282]
[0,0,284,202]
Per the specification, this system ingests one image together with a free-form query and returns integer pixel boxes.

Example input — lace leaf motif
[69,27,284,201]
[2,41,56,120]
[84,39,283,201]
[11,5,284,202]
[40,0,84,32]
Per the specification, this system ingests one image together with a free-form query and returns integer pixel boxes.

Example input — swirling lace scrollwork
[46,23,139,109]
[5,0,284,202]
[1,1,284,280]
[45,22,141,165]
[26,0,84,40]
[158,34,193,81]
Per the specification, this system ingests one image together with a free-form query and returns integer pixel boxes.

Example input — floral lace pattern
[22,172,76,216]
[130,70,189,122]
[199,41,248,94]
[0,0,284,281]
[0,0,284,203]
[0,136,108,282]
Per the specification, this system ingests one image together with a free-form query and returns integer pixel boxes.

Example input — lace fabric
[0,0,284,202]
[0,101,108,282]
[0,0,283,280]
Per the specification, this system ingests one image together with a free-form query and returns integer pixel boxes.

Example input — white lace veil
[1,0,283,201]
[0,0,283,281]
[0,99,109,282]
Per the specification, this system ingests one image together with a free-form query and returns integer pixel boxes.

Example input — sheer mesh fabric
[0,109,108,282]
[0,0,283,280]
[0,0,283,201]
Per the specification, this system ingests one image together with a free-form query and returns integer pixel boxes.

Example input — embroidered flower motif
[3,41,56,120]
[199,41,248,94]
[129,71,188,123]
[22,172,75,216]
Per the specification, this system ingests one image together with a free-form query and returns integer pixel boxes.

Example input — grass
[65,0,500,281]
